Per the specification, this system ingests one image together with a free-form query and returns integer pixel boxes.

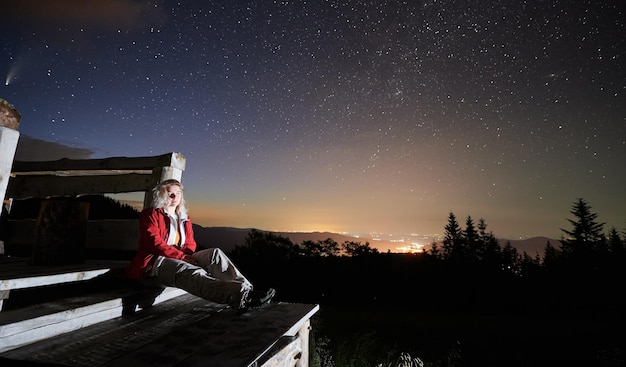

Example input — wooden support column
[142,153,186,209]
[0,127,19,203]
[0,99,20,204]
[0,99,21,255]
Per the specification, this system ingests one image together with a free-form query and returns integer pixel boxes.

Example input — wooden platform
[0,257,319,366]
[1,295,318,367]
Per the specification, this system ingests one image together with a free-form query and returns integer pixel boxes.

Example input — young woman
[126,179,274,310]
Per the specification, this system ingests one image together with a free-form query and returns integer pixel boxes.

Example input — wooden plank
[6,173,154,199]
[0,127,20,207]
[0,287,188,353]
[107,302,320,367]
[0,268,110,292]
[0,298,123,347]
[11,152,186,173]
[0,300,319,367]
[0,259,128,291]
[260,326,308,367]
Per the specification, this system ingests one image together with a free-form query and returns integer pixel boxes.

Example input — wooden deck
[0,257,319,366]
[1,295,318,367]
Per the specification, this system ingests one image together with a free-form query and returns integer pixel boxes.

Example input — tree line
[228,197,624,366]
[228,197,625,313]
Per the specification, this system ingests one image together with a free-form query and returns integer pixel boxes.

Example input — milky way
[1,0,624,241]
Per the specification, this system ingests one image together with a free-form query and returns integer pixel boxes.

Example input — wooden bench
[0,257,122,311]
[0,272,187,354]
[1,152,187,309]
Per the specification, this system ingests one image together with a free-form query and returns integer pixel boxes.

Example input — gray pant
[149,248,253,308]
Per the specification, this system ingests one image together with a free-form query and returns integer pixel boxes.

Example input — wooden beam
[6,173,154,199]
[11,152,186,174]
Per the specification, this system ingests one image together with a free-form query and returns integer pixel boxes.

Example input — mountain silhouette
[193,224,557,256]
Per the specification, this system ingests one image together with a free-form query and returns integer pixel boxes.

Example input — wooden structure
[0,256,319,366]
[3,152,187,256]
[6,152,186,208]
[0,98,21,227]
[0,119,319,366]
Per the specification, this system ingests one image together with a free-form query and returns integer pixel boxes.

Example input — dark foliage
[228,199,626,367]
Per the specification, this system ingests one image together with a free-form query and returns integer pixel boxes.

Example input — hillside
[502,236,558,257]
[193,225,559,257]
[193,226,400,253]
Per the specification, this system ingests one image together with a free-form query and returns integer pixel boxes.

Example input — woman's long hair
[151,179,188,216]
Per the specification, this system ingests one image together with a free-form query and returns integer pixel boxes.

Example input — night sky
[2,0,624,243]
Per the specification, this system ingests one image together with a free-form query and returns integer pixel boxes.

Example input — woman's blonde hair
[152,179,188,216]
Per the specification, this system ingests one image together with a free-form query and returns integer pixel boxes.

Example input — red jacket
[126,208,197,279]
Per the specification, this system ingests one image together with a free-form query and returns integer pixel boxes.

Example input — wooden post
[0,98,21,255]
[0,99,20,201]
[142,164,184,209]
[31,200,90,265]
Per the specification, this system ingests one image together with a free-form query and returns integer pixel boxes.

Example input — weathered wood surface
[10,153,186,173]
[0,126,20,210]
[0,285,186,353]
[0,257,128,311]
[0,258,319,366]
[0,258,127,292]
[7,173,155,199]
[6,152,186,200]
[0,296,319,367]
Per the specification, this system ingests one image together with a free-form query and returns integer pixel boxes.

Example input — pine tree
[607,227,625,271]
[560,198,605,257]
[543,240,560,270]
[477,218,501,270]
[501,241,521,276]
[607,227,624,257]
[443,212,462,260]
[429,241,440,258]
[463,215,478,261]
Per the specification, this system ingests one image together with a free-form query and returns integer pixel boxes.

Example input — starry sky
[1,0,624,242]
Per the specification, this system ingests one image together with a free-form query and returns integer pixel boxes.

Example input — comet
[5,59,21,86]
[5,67,13,85]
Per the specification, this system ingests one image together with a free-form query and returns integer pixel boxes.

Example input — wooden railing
[6,152,186,209]
[2,153,186,258]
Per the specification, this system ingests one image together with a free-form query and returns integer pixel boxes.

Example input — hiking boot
[245,288,276,309]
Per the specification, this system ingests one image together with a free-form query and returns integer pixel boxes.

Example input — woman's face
[165,184,183,209]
